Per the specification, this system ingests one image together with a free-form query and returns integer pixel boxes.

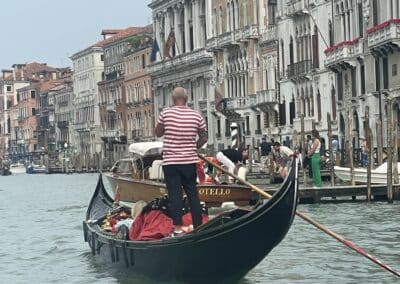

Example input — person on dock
[308,129,322,188]
[155,86,208,237]
[360,136,368,167]
[272,142,294,178]
[259,137,272,173]
[216,147,244,183]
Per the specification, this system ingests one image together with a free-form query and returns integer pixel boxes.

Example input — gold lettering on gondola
[198,188,231,196]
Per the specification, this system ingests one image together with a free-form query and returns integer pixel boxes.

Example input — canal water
[0,173,398,283]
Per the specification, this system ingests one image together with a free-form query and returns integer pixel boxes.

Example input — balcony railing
[106,102,116,112]
[102,129,118,138]
[57,121,69,128]
[243,25,259,39]
[131,129,143,139]
[225,97,252,110]
[286,0,307,17]
[324,37,364,67]
[218,31,234,46]
[287,60,312,78]
[253,90,278,104]
[148,48,213,73]
[261,26,277,43]
[367,19,400,49]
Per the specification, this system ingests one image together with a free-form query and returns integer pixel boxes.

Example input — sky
[0,0,152,69]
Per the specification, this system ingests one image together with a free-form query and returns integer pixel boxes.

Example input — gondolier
[155,86,208,237]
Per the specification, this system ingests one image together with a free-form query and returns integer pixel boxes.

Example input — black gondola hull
[83,160,299,283]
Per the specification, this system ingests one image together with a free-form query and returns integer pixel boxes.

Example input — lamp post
[64,142,68,173]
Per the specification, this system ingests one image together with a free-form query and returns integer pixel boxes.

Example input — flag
[164,31,176,59]
[150,37,160,62]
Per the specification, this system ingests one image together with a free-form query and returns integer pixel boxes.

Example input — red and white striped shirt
[158,106,207,165]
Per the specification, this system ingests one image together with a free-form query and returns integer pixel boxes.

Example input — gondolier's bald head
[172,87,188,102]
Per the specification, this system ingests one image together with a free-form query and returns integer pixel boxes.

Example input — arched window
[312,25,319,68]
[331,85,337,120]
[328,20,333,47]
[289,36,294,64]
[281,39,285,74]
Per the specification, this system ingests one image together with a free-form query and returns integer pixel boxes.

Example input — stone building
[206,0,280,150]
[123,32,154,144]
[324,0,400,164]
[148,0,215,149]
[0,63,65,160]
[70,35,107,170]
[11,83,41,162]
[276,0,337,147]
[98,26,152,165]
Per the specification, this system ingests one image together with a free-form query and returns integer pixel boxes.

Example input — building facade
[70,39,106,170]
[148,0,215,150]
[123,33,154,144]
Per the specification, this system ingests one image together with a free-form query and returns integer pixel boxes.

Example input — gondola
[82,158,299,283]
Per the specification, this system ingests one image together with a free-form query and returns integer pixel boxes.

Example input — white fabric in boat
[149,160,164,180]
[237,166,247,181]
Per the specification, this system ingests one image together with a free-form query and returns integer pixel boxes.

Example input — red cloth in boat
[129,210,209,241]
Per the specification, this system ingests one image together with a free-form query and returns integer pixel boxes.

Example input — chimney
[2,69,12,80]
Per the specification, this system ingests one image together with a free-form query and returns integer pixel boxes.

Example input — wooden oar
[198,155,400,278]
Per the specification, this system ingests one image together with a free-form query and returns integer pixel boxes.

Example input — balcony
[225,97,252,110]
[57,121,69,128]
[102,129,118,139]
[292,116,315,131]
[106,102,116,112]
[206,37,218,50]
[148,48,213,74]
[286,0,307,17]
[242,25,259,39]
[198,99,208,111]
[324,37,364,70]
[131,129,143,140]
[260,26,278,44]
[367,19,400,54]
[218,32,235,47]
[234,29,243,41]
[287,60,312,80]
[250,90,278,112]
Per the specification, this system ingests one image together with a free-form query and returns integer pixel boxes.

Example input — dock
[247,172,400,204]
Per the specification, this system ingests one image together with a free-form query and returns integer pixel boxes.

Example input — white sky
[0,0,151,69]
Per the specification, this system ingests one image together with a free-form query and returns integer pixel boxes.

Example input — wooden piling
[393,109,399,184]
[387,99,393,203]
[376,120,383,165]
[300,114,307,186]
[347,111,355,186]
[327,113,334,186]
[365,107,372,201]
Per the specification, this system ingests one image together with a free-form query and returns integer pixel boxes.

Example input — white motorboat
[9,163,26,175]
[334,162,400,184]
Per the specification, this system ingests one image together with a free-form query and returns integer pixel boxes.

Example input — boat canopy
[128,142,163,156]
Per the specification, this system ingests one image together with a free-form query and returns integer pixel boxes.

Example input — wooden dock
[246,172,400,204]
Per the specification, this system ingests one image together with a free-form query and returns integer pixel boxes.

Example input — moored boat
[9,162,26,175]
[26,164,47,174]
[334,162,400,184]
[105,142,257,206]
[83,157,299,283]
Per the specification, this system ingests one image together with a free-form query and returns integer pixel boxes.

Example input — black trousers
[163,163,202,228]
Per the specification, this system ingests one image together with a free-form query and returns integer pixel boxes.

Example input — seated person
[216,148,243,183]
